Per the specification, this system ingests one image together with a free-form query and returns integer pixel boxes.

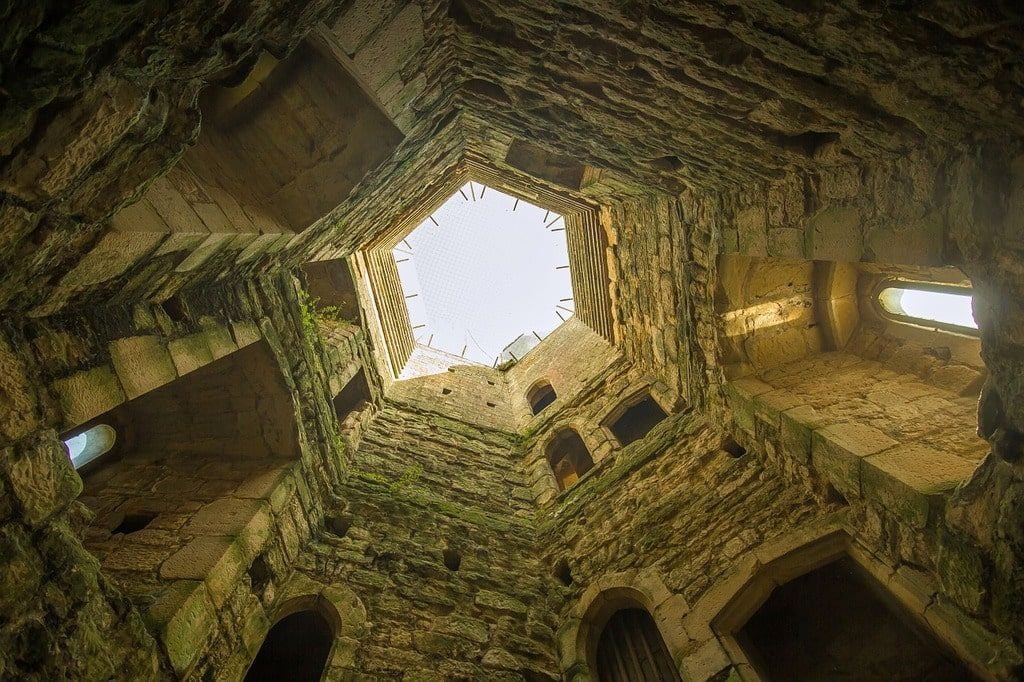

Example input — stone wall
[679,142,1024,663]
[300,402,562,679]
[388,363,517,433]
[606,197,689,405]
[715,255,825,379]
[537,410,834,677]
[506,317,622,430]
[451,2,1024,193]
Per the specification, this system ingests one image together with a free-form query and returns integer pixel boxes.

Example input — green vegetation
[297,288,353,340]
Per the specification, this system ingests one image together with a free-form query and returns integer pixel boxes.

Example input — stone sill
[727,374,981,530]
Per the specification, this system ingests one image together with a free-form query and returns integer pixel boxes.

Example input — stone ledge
[811,422,899,500]
[862,444,978,529]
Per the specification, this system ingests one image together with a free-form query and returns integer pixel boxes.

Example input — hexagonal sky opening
[393,181,573,374]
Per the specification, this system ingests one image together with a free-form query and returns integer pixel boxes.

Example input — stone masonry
[2,2,1024,681]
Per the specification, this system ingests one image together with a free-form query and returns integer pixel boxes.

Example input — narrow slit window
[63,424,116,469]
[877,283,977,333]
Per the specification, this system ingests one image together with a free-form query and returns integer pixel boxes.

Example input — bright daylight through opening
[394,182,573,371]
[63,424,116,469]
[878,285,977,331]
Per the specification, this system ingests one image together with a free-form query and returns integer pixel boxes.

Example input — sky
[393,182,573,366]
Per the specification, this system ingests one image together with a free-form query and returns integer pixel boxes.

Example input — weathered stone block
[753,390,805,432]
[160,535,247,609]
[812,422,898,500]
[185,498,265,536]
[167,334,214,376]
[474,589,528,615]
[199,324,237,360]
[4,437,82,525]
[0,332,39,442]
[0,525,42,613]
[725,379,772,436]
[767,227,803,258]
[481,648,523,670]
[353,3,424,91]
[680,637,730,681]
[779,404,834,464]
[231,319,262,348]
[863,445,978,528]
[936,529,989,615]
[109,335,177,400]
[806,205,863,261]
[144,580,217,675]
[51,366,125,428]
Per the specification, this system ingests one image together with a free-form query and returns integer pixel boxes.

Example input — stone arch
[252,573,369,677]
[558,570,689,678]
[683,523,1011,680]
[526,378,558,415]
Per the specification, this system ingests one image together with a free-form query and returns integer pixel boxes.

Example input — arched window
[245,609,334,681]
[606,393,668,446]
[876,281,977,334]
[546,428,594,491]
[595,608,682,682]
[62,424,116,469]
[527,380,557,415]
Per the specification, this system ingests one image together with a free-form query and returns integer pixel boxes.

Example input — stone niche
[71,340,299,601]
[115,37,404,238]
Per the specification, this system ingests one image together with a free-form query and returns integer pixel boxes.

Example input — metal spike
[429,215,438,226]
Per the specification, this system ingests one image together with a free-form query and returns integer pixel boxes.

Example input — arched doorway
[245,609,334,681]
[595,608,682,682]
